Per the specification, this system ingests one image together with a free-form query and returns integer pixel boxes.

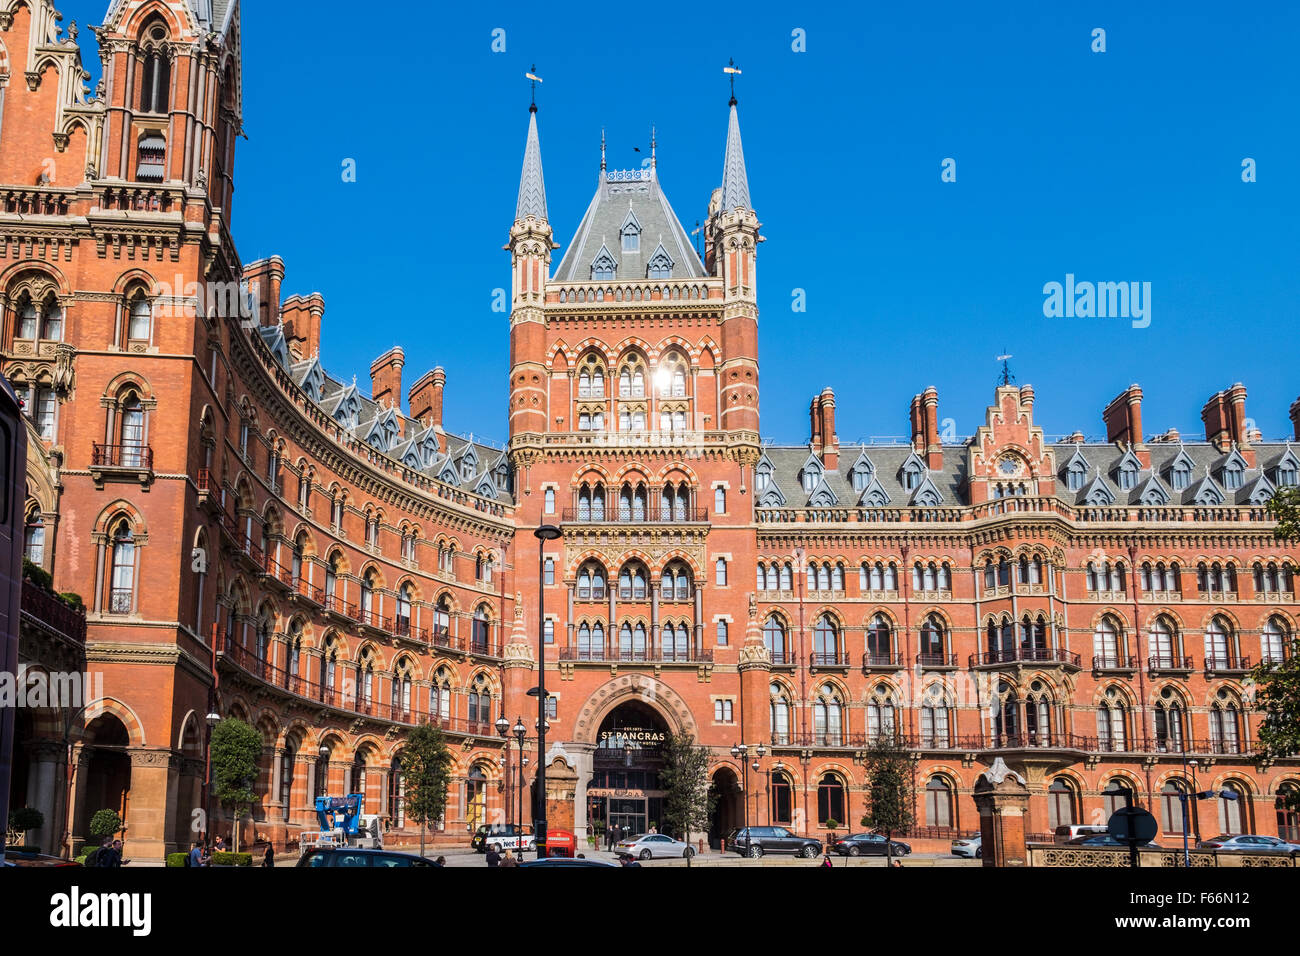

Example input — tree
[1252,488,1300,811]
[88,809,124,842]
[7,807,44,847]
[401,723,453,858]
[211,717,263,853]
[659,732,714,854]
[861,735,917,868]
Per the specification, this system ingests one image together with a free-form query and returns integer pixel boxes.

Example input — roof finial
[996,351,1016,387]
[525,64,543,113]
[650,125,656,170]
[724,57,742,106]
[600,127,606,171]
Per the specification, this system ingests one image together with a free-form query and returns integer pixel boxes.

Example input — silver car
[951,834,981,858]
[1198,834,1300,853]
[615,833,696,861]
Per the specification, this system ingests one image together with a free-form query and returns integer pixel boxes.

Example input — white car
[1198,834,1300,854]
[951,834,982,858]
[616,833,696,861]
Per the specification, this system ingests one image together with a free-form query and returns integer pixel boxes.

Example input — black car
[297,847,434,867]
[832,833,912,857]
[726,826,823,859]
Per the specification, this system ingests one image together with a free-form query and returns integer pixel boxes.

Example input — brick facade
[3,0,1299,860]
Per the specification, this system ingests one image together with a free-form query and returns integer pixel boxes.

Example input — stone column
[650,584,660,652]
[972,758,1031,867]
[26,742,63,854]
[570,742,596,842]
[126,748,178,862]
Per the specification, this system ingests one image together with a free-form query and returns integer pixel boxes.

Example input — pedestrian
[201,842,213,867]
[648,824,657,834]
[820,852,833,868]
[889,858,903,868]
[262,842,275,868]
[434,856,447,867]
[96,839,122,868]
[619,854,640,867]
[213,835,226,855]
[485,845,501,867]
[188,841,203,868]
[500,849,518,868]
[606,824,614,852]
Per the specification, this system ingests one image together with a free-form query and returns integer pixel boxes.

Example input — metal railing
[93,443,153,469]
[560,507,708,524]
[557,647,713,664]
[971,647,1082,667]
[1092,655,1138,671]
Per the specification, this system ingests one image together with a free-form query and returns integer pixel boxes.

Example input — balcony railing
[1204,655,1251,673]
[560,508,709,524]
[557,647,713,664]
[769,650,798,666]
[1092,654,1138,671]
[809,651,852,669]
[92,443,153,470]
[862,652,903,669]
[217,637,502,734]
[357,607,393,633]
[916,653,959,669]
[1148,654,1195,672]
[323,593,358,621]
[20,580,87,646]
[971,647,1082,668]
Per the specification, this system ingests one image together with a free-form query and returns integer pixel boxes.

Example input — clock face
[998,457,1020,476]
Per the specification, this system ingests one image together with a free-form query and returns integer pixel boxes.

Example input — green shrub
[74,852,90,866]
[22,558,53,591]
[211,851,253,867]
[59,592,84,609]
[165,852,190,868]
[89,809,124,839]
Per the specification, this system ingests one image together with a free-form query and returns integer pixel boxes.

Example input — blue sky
[67,1,1300,444]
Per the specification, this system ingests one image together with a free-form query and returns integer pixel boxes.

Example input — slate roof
[753,440,1297,509]
[553,168,705,282]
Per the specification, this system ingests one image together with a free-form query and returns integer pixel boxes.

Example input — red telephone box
[546,829,576,858]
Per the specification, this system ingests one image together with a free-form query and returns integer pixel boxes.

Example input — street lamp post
[730,742,749,835]
[1180,754,1199,868]
[533,524,561,859]
[513,717,527,837]
[494,716,510,825]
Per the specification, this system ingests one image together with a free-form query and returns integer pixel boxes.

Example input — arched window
[866,685,896,742]
[919,615,946,664]
[1161,780,1190,835]
[1096,686,1128,751]
[1209,690,1241,754]
[770,683,791,744]
[813,614,838,664]
[119,395,146,467]
[1102,779,1135,818]
[1276,783,1300,842]
[324,552,340,601]
[1093,617,1122,668]
[16,295,38,339]
[919,685,951,748]
[389,756,406,828]
[926,776,954,829]
[108,520,136,614]
[430,667,452,723]
[993,682,1018,743]
[1048,778,1077,831]
[813,685,844,745]
[359,569,376,617]
[577,561,607,601]
[127,295,152,342]
[1154,687,1185,753]
[1205,616,1233,669]
[467,674,493,727]
[395,583,413,636]
[23,509,45,567]
[764,616,787,663]
[138,33,172,115]
[1149,617,1178,668]
[1217,782,1247,834]
[817,773,845,826]
[771,771,793,825]
[544,488,556,514]
[1262,616,1289,664]
[471,607,490,653]
[866,614,892,665]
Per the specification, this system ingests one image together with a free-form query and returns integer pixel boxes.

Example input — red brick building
[3,0,1299,860]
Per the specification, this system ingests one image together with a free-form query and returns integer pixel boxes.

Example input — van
[470,823,536,854]
[1054,824,1108,845]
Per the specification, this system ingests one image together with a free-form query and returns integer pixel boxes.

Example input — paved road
[421,847,980,868]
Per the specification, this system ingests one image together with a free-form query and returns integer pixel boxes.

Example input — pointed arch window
[1096,687,1128,751]
[866,614,893,665]
[1209,691,1241,754]
[920,685,951,748]
[812,614,838,664]
[814,686,845,746]
[1048,778,1078,831]
[108,520,136,614]
[866,685,896,742]
[1262,616,1288,664]
[764,616,787,663]
[1154,687,1185,753]
[770,682,791,744]
[23,510,46,567]
[926,776,954,829]
[139,36,172,115]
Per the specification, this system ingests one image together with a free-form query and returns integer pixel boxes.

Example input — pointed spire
[515,107,548,224]
[600,128,606,172]
[720,99,751,213]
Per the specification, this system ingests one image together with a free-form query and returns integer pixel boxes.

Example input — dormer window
[756,463,771,492]
[1277,452,1299,487]
[1066,460,1086,491]
[1116,458,1139,491]
[620,210,641,253]
[1222,459,1244,491]
[646,243,674,279]
[1170,459,1192,491]
[591,245,617,282]
[902,461,923,492]
[801,465,821,493]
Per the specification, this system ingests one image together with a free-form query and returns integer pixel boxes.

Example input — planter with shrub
[165,852,190,867]
[211,851,253,867]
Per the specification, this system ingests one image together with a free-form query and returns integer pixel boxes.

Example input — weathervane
[600,128,606,171]
[650,125,656,169]
[724,57,741,105]
[525,64,543,111]
[996,351,1016,387]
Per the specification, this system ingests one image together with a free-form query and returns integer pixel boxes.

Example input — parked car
[1072,834,1161,849]
[1197,834,1300,853]
[519,857,620,868]
[832,833,912,857]
[951,834,982,859]
[1054,824,1108,845]
[616,833,696,861]
[297,847,433,867]
[726,826,823,859]
[2,851,81,868]
[470,823,536,854]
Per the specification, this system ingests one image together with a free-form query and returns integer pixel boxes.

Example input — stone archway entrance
[709,766,743,849]
[587,700,671,843]
[75,714,132,841]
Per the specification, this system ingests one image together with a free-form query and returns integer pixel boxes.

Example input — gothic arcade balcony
[969,647,1082,670]
[90,443,154,488]
[20,579,87,649]
[217,638,498,737]
[557,647,713,665]
[560,507,709,525]
[916,653,959,670]
[1077,735,1253,758]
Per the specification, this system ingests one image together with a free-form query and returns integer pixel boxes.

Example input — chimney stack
[370,347,405,410]
[409,367,447,447]
[281,293,325,360]
[241,256,284,330]
[1102,384,1151,466]
[921,386,943,470]
[910,394,924,453]
[1201,383,1254,464]
[809,396,823,454]
[819,388,838,470]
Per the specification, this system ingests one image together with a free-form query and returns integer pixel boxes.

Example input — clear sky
[64,0,1300,445]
